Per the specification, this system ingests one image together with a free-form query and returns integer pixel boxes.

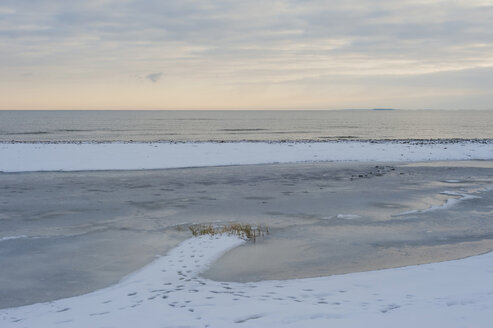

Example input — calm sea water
[0,110,492,142]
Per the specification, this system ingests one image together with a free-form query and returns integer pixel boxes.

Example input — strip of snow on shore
[1,140,493,172]
[1,234,492,328]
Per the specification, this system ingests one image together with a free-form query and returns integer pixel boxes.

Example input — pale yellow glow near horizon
[0,77,477,110]
[2,53,492,110]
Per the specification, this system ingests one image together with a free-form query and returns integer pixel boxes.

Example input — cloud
[1,0,492,109]
[0,7,16,15]
[146,72,163,83]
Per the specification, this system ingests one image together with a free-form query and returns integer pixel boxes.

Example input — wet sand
[1,161,492,308]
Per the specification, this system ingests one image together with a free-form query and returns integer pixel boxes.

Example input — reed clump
[188,223,269,242]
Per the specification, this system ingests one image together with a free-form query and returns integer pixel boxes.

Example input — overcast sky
[1,0,492,109]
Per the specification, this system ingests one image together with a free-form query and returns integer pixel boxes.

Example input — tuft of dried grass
[188,223,269,242]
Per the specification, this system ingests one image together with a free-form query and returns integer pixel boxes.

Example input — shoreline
[1,234,492,327]
[1,140,493,173]
[2,138,493,144]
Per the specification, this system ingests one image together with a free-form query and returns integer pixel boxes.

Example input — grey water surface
[1,110,493,142]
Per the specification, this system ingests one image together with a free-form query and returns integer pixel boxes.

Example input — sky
[0,0,492,110]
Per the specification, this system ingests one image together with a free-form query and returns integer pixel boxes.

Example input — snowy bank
[1,141,493,172]
[1,234,492,328]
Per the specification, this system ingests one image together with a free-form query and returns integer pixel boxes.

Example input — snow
[394,191,481,216]
[2,141,492,326]
[1,234,492,327]
[1,140,492,172]
[0,235,27,242]
[322,214,361,220]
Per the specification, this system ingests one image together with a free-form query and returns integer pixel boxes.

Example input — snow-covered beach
[1,234,492,327]
[1,140,493,327]
[1,140,493,172]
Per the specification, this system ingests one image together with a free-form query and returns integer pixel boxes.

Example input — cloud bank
[0,0,492,109]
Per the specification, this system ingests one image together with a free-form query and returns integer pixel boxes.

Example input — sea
[0,109,492,143]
